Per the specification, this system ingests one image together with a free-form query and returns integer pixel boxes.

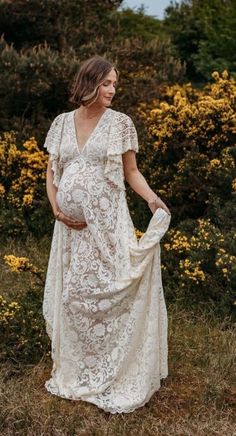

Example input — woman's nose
[109,85,116,94]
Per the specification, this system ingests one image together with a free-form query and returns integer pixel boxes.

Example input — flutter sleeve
[43,113,66,188]
[104,113,139,190]
[120,114,139,154]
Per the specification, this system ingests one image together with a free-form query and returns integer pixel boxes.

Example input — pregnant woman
[43,55,171,414]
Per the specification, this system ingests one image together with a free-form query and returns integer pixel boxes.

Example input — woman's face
[97,68,117,107]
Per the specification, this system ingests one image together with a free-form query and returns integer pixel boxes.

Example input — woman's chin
[104,99,112,106]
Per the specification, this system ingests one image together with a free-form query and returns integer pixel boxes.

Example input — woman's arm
[46,158,88,229]
[122,150,171,215]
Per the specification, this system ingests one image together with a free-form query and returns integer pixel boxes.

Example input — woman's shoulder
[44,111,72,150]
[110,108,131,119]
[108,109,139,151]
[109,108,135,126]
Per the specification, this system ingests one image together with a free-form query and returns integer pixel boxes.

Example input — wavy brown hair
[69,56,119,107]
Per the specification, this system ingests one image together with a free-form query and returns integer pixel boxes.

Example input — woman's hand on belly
[57,211,87,230]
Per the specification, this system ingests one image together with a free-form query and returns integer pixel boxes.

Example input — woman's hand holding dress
[148,194,171,216]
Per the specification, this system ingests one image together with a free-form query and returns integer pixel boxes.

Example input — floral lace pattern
[43,109,171,413]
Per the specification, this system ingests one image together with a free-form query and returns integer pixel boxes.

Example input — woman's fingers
[58,212,87,227]
[162,205,171,215]
[148,198,171,216]
[61,213,79,224]
[67,221,87,230]
[65,220,87,228]
[159,201,171,215]
[57,213,87,230]
[74,222,87,229]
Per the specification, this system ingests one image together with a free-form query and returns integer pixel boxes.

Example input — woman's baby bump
[56,158,105,221]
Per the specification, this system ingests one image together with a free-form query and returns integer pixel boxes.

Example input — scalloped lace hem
[44,374,168,414]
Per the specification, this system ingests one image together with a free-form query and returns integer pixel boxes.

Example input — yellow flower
[23,194,33,206]
[209,159,221,169]
[222,70,229,80]
[164,230,191,253]
[0,183,5,197]
[8,301,21,308]
[212,71,220,81]
[3,254,42,274]
[135,228,144,240]
[179,259,205,283]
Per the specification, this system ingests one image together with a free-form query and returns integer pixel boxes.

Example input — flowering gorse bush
[0,133,47,207]
[137,70,236,225]
[133,71,236,316]
[0,132,51,237]
[161,218,236,314]
[4,254,43,274]
[0,296,21,324]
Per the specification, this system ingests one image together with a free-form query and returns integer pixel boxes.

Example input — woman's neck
[77,104,107,120]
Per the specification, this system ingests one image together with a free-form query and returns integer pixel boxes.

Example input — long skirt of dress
[43,167,171,414]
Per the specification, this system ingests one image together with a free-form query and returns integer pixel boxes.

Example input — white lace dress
[43,108,171,414]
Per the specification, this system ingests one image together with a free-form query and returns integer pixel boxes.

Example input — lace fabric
[43,113,67,187]
[43,108,171,413]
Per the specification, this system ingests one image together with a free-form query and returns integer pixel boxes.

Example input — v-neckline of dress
[73,108,110,154]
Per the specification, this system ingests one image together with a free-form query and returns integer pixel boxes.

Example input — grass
[0,237,235,435]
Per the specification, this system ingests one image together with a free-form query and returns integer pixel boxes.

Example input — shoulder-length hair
[69,55,119,107]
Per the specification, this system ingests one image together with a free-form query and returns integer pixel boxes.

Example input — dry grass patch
[0,304,235,436]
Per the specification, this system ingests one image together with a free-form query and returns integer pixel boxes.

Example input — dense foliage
[0,35,185,142]
[0,0,122,51]
[0,0,184,140]
[164,0,236,81]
